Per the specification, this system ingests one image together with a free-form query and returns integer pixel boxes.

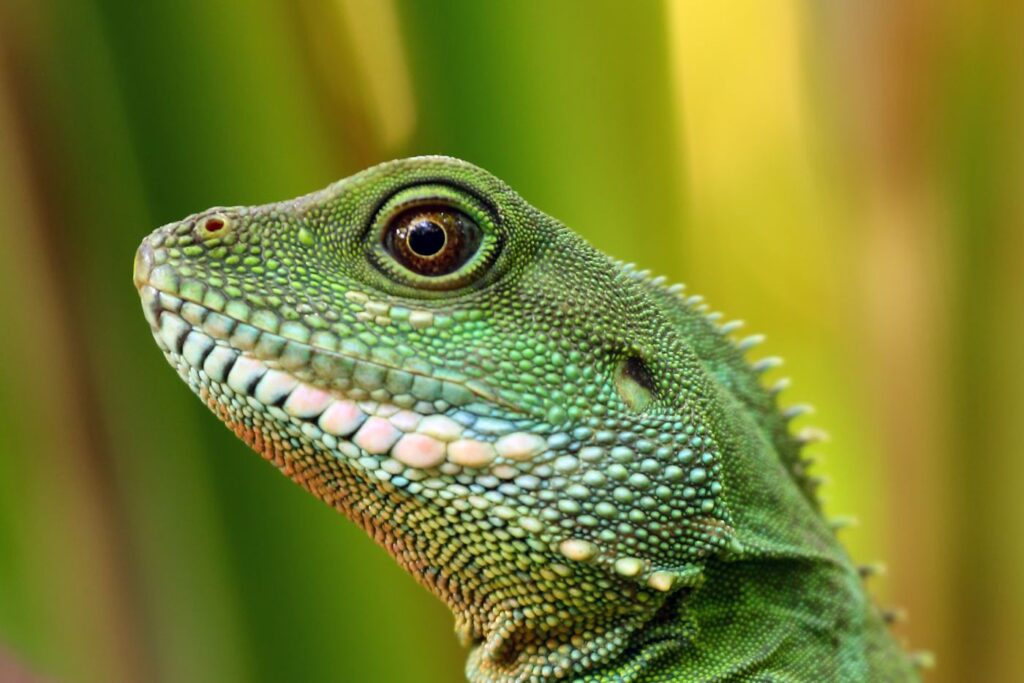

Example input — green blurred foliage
[0,1,1020,682]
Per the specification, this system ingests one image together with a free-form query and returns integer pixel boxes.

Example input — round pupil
[380,206,484,282]
[407,220,446,256]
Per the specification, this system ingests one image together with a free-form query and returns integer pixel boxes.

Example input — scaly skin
[134,156,921,682]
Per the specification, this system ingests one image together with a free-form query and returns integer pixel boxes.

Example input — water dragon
[133,156,924,682]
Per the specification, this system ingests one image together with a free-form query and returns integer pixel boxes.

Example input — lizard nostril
[197,213,231,239]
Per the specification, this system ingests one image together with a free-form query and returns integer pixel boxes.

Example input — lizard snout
[133,240,154,289]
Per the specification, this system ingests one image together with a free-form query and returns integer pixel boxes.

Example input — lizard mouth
[135,268,549,473]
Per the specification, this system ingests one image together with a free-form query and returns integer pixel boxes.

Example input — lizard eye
[368,184,501,292]
[383,208,482,276]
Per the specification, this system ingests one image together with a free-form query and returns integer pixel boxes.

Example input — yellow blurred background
[0,1,1021,681]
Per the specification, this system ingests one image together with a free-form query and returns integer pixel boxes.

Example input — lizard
[133,156,924,682]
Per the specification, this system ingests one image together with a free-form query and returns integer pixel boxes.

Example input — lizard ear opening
[615,355,656,412]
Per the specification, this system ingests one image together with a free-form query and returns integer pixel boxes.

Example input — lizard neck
[582,555,919,682]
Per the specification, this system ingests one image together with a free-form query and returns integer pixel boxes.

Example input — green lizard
[134,156,923,682]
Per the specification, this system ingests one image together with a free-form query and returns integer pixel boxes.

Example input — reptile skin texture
[135,157,923,682]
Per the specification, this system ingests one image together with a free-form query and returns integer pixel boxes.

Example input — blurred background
[0,1,1021,681]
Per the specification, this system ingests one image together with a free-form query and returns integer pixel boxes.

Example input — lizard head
[135,156,813,681]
